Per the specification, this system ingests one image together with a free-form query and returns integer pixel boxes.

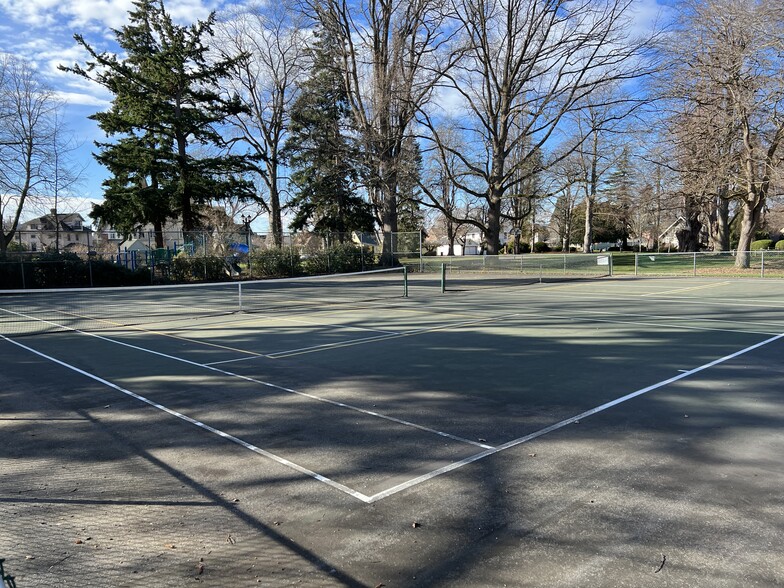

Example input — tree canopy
[63,0,255,242]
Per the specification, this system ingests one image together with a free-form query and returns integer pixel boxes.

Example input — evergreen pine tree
[64,0,254,237]
[283,18,374,240]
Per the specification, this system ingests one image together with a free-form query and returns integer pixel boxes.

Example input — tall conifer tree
[64,0,254,239]
[283,18,374,239]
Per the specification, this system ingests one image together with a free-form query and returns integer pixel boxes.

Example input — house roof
[21,212,88,232]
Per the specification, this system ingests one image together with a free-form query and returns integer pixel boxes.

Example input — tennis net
[0,267,408,337]
[415,253,612,291]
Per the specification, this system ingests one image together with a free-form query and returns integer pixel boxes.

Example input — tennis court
[2,270,783,586]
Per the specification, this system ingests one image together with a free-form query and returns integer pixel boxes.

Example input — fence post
[403,266,408,298]
[20,259,26,289]
[440,263,446,293]
[761,250,765,278]
[419,230,423,272]
[247,230,253,279]
[634,252,639,276]
[693,252,697,276]
[609,254,614,277]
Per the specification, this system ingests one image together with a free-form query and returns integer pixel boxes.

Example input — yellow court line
[639,281,731,297]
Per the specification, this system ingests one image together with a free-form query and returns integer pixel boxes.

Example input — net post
[403,265,408,298]
[238,282,243,312]
[693,252,697,276]
[440,263,446,293]
[20,259,26,289]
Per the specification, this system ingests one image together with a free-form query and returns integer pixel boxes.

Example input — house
[435,230,484,256]
[18,211,93,252]
[93,222,187,252]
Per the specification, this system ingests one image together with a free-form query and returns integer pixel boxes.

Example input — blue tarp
[229,242,249,254]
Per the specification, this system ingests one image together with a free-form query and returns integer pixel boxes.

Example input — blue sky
[0,0,230,223]
[1,0,671,228]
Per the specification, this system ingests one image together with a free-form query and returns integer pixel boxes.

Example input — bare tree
[0,56,64,253]
[417,124,476,255]
[314,0,455,263]
[419,0,656,254]
[217,2,308,247]
[47,111,85,252]
[667,0,784,265]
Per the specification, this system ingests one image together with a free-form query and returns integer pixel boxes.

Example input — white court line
[639,281,731,297]
[561,315,779,336]
[264,312,534,359]
[3,315,782,502]
[0,333,372,503]
[0,308,492,451]
[508,286,784,310]
[364,330,784,502]
[218,303,780,366]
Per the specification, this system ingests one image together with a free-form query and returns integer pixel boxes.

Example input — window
[67,234,72,242]
[31,242,37,251]
[30,224,37,230]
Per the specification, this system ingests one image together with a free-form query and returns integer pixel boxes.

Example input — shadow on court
[2,281,784,586]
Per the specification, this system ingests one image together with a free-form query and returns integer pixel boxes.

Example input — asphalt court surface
[5,277,784,498]
[2,276,784,586]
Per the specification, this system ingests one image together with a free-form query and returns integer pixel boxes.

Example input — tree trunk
[735,193,765,268]
[377,154,398,265]
[582,133,599,253]
[707,192,729,251]
[583,194,593,253]
[153,220,164,249]
[267,152,284,247]
[676,211,702,252]
[485,193,502,255]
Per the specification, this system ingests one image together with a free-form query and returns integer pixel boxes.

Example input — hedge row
[0,252,150,289]
[1,245,378,289]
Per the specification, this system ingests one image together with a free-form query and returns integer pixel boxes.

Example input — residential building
[17,211,92,252]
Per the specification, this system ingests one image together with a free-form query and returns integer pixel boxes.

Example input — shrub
[30,252,89,288]
[250,247,300,278]
[301,243,369,275]
[751,239,774,250]
[533,242,551,253]
[775,240,784,251]
[90,259,149,286]
[169,253,230,282]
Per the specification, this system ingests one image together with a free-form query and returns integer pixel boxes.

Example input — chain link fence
[629,250,784,278]
[1,230,422,289]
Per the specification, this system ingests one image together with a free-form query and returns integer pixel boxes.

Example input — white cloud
[626,0,676,37]
[55,90,110,107]
[1,0,223,30]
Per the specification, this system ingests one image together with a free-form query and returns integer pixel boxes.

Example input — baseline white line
[563,316,778,336]
[0,308,492,450]
[364,330,784,503]
[0,333,372,503]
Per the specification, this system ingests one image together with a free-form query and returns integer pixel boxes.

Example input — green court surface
[1,275,783,586]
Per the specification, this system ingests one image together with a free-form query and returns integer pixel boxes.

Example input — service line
[364,330,784,502]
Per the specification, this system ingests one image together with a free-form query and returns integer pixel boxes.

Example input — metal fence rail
[632,251,784,278]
